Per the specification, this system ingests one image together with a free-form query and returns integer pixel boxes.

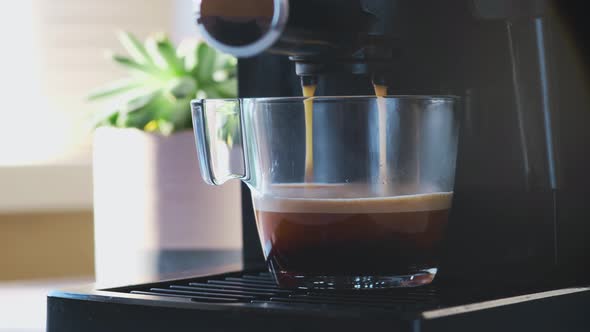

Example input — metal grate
[126,271,443,311]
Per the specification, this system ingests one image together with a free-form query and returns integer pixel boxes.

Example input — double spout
[193,0,398,79]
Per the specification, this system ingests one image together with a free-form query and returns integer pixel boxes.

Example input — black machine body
[195,0,590,287]
[46,1,590,331]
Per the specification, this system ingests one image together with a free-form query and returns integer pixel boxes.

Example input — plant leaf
[87,79,142,101]
[91,108,119,128]
[144,36,177,79]
[199,86,222,98]
[117,31,153,65]
[144,120,159,132]
[168,96,194,130]
[91,86,159,126]
[117,93,168,128]
[167,77,197,100]
[195,43,217,82]
[119,108,152,129]
[155,36,185,75]
[111,54,160,76]
[212,78,237,98]
[106,112,119,126]
[157,120,175,135]
[143,119,174,135]
[89,34,238,134]
[214,53,236,71]
[123,90,160,113]
[183,41,198,73]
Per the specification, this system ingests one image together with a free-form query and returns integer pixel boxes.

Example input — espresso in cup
[193,95,459,289]
[253,184,452,289]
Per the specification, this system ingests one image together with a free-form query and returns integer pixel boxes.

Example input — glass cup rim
[198,95,460,104]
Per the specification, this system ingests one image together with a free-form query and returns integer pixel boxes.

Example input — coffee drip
[302,83,317,182]
[373,84,389,195]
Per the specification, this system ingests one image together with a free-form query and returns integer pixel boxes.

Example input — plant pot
[93,127,242,284]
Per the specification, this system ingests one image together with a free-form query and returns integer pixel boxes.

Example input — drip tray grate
[114,271,447,313]
[50,270,590,331]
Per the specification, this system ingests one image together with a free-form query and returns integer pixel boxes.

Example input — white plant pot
[93,127,242,284]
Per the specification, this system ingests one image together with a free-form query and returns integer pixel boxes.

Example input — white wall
[0,0,187,211]
[172,0,200,42]
[0,0,180,167]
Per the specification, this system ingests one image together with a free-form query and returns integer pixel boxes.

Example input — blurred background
[0,0,218,330]
[0,0,198,280]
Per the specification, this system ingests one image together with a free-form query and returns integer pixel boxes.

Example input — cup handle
[191,99,247,185]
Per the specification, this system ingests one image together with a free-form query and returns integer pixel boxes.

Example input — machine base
[47,268,590,332]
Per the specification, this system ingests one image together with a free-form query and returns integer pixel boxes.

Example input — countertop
[0,249,242,332]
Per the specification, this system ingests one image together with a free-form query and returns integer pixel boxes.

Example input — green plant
[88,32,237,135]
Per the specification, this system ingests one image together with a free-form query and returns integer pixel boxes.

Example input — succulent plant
[88,32,237,135]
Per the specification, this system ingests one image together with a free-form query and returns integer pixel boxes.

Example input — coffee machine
[198,0,590,286]
[47,1,590,331]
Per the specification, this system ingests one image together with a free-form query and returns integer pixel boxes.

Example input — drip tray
[47,269,590,332]
[125,271,442,310]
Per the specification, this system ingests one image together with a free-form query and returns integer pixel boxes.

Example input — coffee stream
[374,84,389,194]
[302,84,317,182]
[373,84,387,98]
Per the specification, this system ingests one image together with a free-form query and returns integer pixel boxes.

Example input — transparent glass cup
[191,96,459,289]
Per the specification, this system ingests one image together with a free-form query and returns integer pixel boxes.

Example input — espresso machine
[47,0,590,330]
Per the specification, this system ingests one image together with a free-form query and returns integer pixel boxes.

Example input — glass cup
[191,96,459,289]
